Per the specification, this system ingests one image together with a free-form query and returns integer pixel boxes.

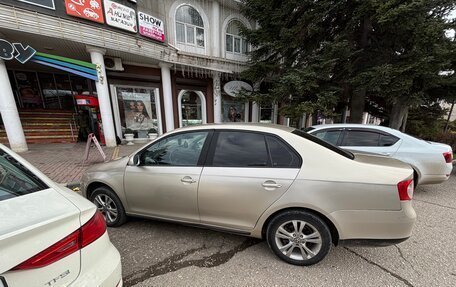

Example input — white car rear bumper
[70,232,122,287]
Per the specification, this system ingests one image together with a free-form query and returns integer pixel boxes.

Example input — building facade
[0,0,279,152]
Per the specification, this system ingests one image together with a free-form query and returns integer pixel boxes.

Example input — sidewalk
[20,143,140,184]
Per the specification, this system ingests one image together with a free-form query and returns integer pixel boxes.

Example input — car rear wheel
[91,186,127,227]
[266,210,331,266]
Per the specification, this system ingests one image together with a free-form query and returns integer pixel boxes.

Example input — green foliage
[405,103,447,138]
[239,0,456,125]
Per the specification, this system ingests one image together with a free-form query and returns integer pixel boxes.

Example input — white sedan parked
[306,124,453,185]
[0,144,122,287]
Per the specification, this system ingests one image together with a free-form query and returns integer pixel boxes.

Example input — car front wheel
[266,210,332,266]
[90,186,127,227]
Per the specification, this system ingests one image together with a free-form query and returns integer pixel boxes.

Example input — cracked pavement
[107,168,456,287]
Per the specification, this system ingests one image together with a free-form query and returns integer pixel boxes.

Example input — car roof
[310,124,402,135]
[171,123,296,133]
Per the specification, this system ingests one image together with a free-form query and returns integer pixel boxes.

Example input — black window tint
[141,131,208,166]
[212,132,268,167]
[379,134,399,146]
[342,131,380,146]
[313,130,342,145]
[0,150,47,201]
[266,136,300,168]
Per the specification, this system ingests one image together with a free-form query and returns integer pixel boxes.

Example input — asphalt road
[108,170,456,287]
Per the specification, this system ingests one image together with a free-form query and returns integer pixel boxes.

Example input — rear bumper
[339,237,409,247]
[70,232,122,287]
[419,173,451,185]
[330,201,416,241]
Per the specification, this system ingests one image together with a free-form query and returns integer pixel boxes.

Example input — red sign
[65,0,104,24]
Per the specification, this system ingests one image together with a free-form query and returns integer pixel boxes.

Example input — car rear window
[292,129,354,160]
[0,149,48,201]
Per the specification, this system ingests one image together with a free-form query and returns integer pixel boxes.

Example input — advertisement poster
[104,0,137,33]
[117,88,157,138]
[138,12,165,42]
[64,0,104,23]
[222,100,244,122]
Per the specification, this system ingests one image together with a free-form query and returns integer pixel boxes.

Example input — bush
[430,132,456,152]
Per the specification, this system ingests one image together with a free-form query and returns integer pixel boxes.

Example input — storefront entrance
[111,85,163,140]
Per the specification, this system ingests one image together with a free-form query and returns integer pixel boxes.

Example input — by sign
[138,12,165,42]
[0,39,36,64]
[223,81,253,97]
[17,0,55,10]
[65,0,104,24]
[104,0,137,33]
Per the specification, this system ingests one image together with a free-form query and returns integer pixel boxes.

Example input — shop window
[179,91,205,127]
[15,71,43,109]
[222,95,245,122]
[260,105,274,123]
[226,20,249,55]
[175,5,205,47]
[115,86,160,139]
[38,73,59,109]
[54,74,75,111]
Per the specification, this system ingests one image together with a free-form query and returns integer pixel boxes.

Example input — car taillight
[397,179,414,201]
[443,152,453,164]
[12,211,106,270]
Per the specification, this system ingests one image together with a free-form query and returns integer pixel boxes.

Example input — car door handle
[262,181,282,189]
[181,176,197,184]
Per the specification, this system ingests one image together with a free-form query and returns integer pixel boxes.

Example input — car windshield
[292,129,354,160]
[0,148,48,201]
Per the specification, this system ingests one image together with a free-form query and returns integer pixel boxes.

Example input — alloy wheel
[274,220,322,261]
[93,194,118,224]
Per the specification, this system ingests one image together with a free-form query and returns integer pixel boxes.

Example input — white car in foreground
[0,144,122,287]
[306,124,453,185]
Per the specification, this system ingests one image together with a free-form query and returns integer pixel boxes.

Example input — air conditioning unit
[104,57,124,71]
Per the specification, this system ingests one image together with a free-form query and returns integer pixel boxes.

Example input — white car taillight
[12,211,106,270]
[397,179,414,201]
[443,152,453,164]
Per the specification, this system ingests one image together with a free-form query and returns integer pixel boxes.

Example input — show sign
[138,12,165,42]
[104,0,137,33]
[223,81,253,97]
[65,0,104,24]
[17,0,55,10]
[0,39,36,64]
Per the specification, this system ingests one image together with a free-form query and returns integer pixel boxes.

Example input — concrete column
[86,46,117,147]
[212,72,222,123]
[0,59,28,152]
[251,82,260,122]
[159,62,174,132]
[211,1,221,57]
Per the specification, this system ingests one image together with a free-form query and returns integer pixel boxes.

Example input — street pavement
[107,170,456,287]
[20,142,139,184]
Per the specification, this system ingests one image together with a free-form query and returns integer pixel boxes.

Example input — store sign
[223,81,253,97]
[0,39,36,64]
[104,0,137,33]
[17,0,55,10]
[138,12,165,42]
[65,0,104,24]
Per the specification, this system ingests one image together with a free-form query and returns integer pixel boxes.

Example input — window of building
[260,105,274,123]
[180,91,204,127]
[226,20,248,55]
[115,86,160,139]
[176,5,204,47]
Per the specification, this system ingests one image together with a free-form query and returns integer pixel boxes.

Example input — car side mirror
[129,154,141,166]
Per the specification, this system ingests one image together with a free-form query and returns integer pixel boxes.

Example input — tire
[90,186,127,227]
[266,210,332,266]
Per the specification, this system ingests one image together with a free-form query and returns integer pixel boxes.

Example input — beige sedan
[81,124,416,266]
